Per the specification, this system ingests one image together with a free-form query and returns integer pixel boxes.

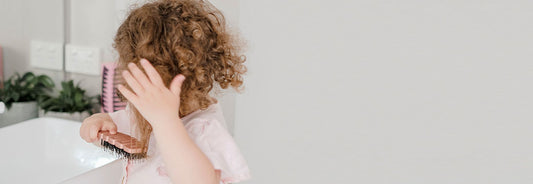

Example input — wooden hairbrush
[98,131,147,160]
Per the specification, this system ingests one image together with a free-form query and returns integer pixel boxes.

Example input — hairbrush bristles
[98,131,147,160]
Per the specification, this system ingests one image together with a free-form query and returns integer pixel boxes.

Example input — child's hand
[117,59,185,129]
[80,113,117,143]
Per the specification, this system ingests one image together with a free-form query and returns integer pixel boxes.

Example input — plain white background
[235,0,533,183]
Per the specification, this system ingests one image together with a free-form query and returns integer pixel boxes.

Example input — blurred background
[1,0,533,184]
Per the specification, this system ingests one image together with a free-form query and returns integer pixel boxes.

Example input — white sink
[0,117,119,184]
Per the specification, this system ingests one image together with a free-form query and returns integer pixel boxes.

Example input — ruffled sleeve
[185,118,251,184]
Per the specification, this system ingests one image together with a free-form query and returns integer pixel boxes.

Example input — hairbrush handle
[98,131,146,153]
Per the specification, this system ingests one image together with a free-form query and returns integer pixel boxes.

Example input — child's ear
[169,74,186,96]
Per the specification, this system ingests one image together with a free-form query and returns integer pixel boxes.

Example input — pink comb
[101,63,126,113]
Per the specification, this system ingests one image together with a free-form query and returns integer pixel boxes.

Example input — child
[79,0,250,183]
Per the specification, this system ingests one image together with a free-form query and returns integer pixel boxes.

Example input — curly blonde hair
[113,0,246,150]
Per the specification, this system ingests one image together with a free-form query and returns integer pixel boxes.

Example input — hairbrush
[98,131,147,160]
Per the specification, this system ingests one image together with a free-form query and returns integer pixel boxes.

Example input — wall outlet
[65,44,101,76]
[30,40,64,70]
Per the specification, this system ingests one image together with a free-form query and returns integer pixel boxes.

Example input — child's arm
[117,59,218,184]
[151,116,220,184]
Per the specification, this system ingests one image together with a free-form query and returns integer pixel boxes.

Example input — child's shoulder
[181,103,226,125]
[181,103,229,136]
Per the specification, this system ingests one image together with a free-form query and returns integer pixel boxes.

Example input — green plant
[0,72,55,109]
[39,80,99,114]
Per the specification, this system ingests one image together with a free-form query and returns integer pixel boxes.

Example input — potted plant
[0,72,55,127]
[39,80,99,122]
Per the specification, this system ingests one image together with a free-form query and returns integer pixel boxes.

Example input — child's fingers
[102,121,117,134]
[128,63,152,88]
[89,125,99,142]
[140,59,165,87]
[118,84,139,104]
[122,70,144,94]
[80,125,90,142]
[80,119,94,142]
[169,75,186,96]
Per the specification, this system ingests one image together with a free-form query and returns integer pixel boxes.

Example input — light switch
[65,44,101,76]
[30,40,64,70]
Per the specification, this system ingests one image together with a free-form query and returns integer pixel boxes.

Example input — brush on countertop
[98,131,147,160]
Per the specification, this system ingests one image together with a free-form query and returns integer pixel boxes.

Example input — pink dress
[109,103,251,184]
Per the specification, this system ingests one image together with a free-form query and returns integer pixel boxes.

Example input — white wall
[67,0,125,97]
[0,0,64,87]
[235,0,533,183]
